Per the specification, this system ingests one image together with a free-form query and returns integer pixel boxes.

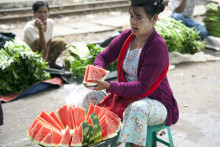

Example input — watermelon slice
[28,122,44,140]
[89,113,102,145]
[40,110,63,131]
[74,107,86,127]
[59,127,71,147]
[81,121,90,146]
[58,105,72,129]
[49,111,65,130]
[93,105,102,116]
[100,119,118,140]
[33,125,51,144]
[40,129,63,146]
[71,126,82,146]
[86,103,95,121]
[88,124,94,145]
[83,65,109,87]
[68,105,76,130]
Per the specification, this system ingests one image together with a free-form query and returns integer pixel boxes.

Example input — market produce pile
[204,2,220,37]
[27,103,121,147]
[155,17,204,54]
[0,37,50,95]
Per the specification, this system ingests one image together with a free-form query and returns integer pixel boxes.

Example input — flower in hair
[153,1,157,5]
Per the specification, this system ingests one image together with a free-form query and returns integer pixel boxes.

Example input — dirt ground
[1,6,220,147]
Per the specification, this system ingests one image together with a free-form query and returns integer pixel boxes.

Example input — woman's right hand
[35,18,45,31]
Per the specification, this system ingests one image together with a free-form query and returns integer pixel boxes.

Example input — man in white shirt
[168,0,209,40]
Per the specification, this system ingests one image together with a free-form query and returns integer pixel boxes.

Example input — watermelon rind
[89,113,102,145]
[82,121,91,146]
[88,124,94,145]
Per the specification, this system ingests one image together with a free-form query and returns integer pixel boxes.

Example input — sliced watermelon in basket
[89,113,102,145]
[93,105,102,116]
[86,103,95,121]
[69,105,76,130]
[74,107,86,128]
[49,111,65,130]
[58,104,72,129]
[83,65,109,87]
[40,129,63,146]
[71,125,82,146]
[59,127,71,147]
[40,110,63,131]
[27,104,121,146]
[33,125,51,144]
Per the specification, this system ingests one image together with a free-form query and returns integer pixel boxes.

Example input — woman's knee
[125,99,150,117]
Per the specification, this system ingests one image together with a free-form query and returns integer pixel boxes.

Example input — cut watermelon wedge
[58,104,72,129]
[33,125,51,144]
[93,105,102,116]
[40,110,63,131]
[71,126,82,146]
[74,107,86,128]
[40,129,63,146]
[86,103,95,121]
[83,65,109,87]
[49,111,65,130]
[59,127,71,147]
[69,105,76,130]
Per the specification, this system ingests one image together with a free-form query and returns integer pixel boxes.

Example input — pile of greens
[204,2,220,37]
[155,17,204,54]
[63,43,117,80]
[0,38,50,95]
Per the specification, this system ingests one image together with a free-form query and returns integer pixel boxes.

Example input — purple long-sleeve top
[94,28,179,126]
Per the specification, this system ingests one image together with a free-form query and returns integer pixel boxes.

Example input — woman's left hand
[85,79,110,91]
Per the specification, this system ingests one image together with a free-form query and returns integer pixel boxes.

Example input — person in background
[168,0,210,40]
[23,1,66,68]
[81,0,179,146]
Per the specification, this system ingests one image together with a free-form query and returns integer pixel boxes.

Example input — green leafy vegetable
[0,38,50,95]
[204,2,220,37]
[155,17,205,54]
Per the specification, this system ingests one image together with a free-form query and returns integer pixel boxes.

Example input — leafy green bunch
[155,17,205,54]
[0,38,50,95]
[204,2,220,37]
[63,43,117,80]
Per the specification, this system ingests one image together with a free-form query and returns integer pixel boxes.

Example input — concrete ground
[1,4,220,147]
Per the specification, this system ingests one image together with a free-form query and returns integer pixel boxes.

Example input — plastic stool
[146,123,174,147]
[125,123,174,147]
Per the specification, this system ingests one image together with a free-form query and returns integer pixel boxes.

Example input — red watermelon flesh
[83,65,109,86]
[59,127,71,147]
[58,105,72,129]
[93,105,102,116]
[40,110,63,131]
[36,116,60,132]
[86,103,95,121]
[28,118,59,140]
[71,126,82,146]
[40,129,63,146]
[28,122,44,140]
[86,65,108,82]
[68,105,76,130]
[98,107,108,120]
[49,111,65,129]
[74,107,86,127]
[33,125,51,144]
[100,119,117,140]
